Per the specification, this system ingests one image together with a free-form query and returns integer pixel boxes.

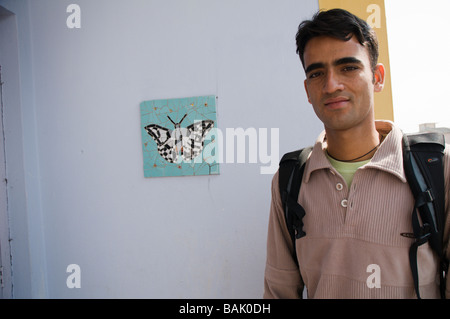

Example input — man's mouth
[324,97,350,108]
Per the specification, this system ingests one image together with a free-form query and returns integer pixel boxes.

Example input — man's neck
[325,122,380,163]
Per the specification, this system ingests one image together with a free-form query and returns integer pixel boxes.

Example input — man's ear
[304,79,312,104]
[374,63,385,92]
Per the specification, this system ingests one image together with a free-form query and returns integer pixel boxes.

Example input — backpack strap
[403,132,447,299]
[278,147,313,264]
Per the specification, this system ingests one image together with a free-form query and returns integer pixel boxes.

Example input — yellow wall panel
[318,0,394,121]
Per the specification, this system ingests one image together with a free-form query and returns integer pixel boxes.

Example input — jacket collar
[303,121,407,184]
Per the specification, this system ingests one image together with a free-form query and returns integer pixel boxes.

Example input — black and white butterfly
[144,114,214,163]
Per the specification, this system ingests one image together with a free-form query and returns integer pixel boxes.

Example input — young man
[264,9,450,299]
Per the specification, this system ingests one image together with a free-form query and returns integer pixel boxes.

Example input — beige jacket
[264,121,450,298]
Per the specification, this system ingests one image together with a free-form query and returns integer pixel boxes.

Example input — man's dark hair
[295,9,379,73]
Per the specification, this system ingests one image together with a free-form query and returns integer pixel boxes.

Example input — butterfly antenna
[167,115,176,125]
[167,114,188,125]
[179,114,188,124]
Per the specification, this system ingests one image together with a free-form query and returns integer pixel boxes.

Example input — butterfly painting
[144,114,214,163]
[140,96,219,177]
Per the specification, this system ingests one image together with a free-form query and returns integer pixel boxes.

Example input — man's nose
[323,70,344,94]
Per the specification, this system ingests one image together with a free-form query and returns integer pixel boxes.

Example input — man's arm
[263,171,304,299]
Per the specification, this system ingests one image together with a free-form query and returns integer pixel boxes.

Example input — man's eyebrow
[333,57,363,66]
[304,62,325,75]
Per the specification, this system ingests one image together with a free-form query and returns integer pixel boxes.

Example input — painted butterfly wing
[182,120,214,161]
[144,124,178,163]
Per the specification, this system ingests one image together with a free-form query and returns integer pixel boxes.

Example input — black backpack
[278,132,448,299]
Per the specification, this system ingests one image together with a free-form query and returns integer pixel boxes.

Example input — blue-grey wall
[0,0,321,298]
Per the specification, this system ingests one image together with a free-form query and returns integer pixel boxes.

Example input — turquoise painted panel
[140,95,219,177]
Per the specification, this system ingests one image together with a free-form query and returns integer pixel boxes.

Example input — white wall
[0,0,321,298]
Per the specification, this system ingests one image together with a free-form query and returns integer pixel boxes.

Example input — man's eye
[308,72,322,79]
[343,66,358,72]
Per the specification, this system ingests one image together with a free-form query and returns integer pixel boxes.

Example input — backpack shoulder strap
[402,132,447,298]
[278,147,313,263]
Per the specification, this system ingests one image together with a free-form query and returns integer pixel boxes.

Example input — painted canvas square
[140,95,219,177]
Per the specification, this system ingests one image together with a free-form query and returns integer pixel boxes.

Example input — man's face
[303,35,384,132]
